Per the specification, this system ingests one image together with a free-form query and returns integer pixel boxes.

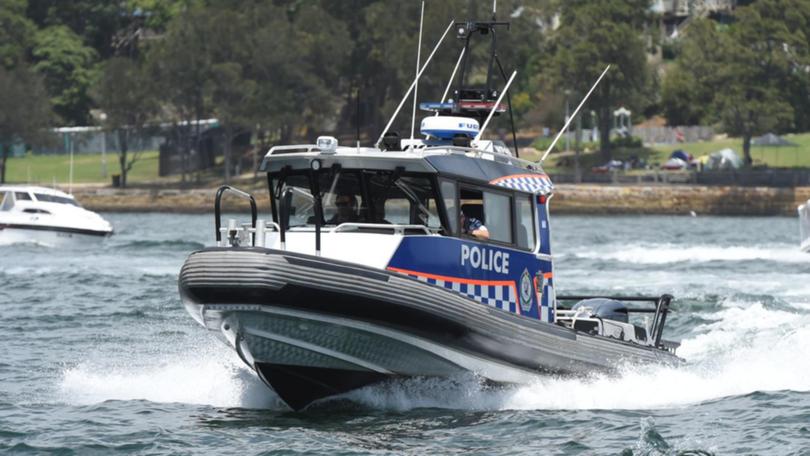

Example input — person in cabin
[327,192,360,225]
[461,209,489,240]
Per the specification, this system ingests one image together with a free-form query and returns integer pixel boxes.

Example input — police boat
[178,10,682,410]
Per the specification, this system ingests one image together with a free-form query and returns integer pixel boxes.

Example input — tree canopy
[546,0,655,161]
[663,0,810,165]
[4,0,810,180]
[32,25,98,126]
[0,66,54,183]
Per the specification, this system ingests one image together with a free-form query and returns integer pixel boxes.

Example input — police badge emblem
[535,270,545,304]
[519,269,533,313]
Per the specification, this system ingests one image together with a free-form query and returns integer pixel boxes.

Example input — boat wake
[54,298,810,412]
[56,343,280,409]
[343,299,810,411]
[567,243,808,265]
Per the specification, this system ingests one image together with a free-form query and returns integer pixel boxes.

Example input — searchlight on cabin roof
[316,136,338,153]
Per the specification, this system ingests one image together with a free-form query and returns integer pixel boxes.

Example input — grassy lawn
[5,151,160,185]
[7,132,810,184]
[538,132,810,171]
[653,132,810,168]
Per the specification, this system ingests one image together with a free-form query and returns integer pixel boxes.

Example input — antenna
[410,1,425,140]
[435,47,466,117]
[540,65,611,164]
[68,132,74,195]
[355,86,360,146]
[474,69,517,142]
[376,20,455,148]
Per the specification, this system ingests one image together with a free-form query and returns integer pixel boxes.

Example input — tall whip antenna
[410,1,425,140]
[376,21,455,148]
[474,70,517,142]
[68,133,74,195]
[540,65,610,164]
[435,48,466,116]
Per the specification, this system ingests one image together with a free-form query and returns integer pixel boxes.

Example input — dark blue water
[2,213,809,455]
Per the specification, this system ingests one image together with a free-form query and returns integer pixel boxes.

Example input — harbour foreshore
[71,184,810,216]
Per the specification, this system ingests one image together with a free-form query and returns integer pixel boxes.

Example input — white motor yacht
[0,185,113,246]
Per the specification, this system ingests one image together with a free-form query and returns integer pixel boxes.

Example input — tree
[547,0,655,161]
[26,0,127,59]
[664,1,810,166]
[206,6,254,183]
[0,0,36,70]
[718,0,810,165]
[211,61,256,182]
[247,2,351,144]
[0,66,54,183]
[94,57,158,188]
[32,25,99,125]
[147,4,215,182]
[125,0,200,31]
[661,19,725,126]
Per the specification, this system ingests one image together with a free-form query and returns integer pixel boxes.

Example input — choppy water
[1,213,809,455]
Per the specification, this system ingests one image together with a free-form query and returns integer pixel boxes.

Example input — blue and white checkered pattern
[491,174,554,194]
[407,274,517,313]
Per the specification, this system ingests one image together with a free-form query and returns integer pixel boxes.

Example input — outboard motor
[572,298,628,323]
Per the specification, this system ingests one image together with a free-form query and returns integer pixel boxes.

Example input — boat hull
[0,224,110,247]
[179,247,681,410]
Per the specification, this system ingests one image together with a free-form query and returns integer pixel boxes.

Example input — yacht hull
[0,224,110,246]
[179,247,681,410]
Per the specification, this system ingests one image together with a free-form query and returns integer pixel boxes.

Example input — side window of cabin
[483,191,512,243]
[440,180,458,235]
[15,192,31,201]
[515,196,536,251]
[32,193,79,206]
[459,187,513,244]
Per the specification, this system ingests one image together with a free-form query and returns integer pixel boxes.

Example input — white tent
[706,148,743,170]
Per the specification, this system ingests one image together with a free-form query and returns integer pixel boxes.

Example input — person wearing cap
[461,210,489,240]
[327,193,360,225]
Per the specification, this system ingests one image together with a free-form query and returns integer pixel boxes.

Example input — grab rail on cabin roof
[330,223,433,235]
[265,143,546,173]
[418,145,543,171]
[267,144,322,155]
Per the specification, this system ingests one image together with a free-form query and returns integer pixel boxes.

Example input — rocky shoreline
[72,184,810,216]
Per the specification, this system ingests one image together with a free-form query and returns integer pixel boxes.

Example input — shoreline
[71,184,810,216]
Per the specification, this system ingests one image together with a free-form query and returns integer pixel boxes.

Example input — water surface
[1,213,808,455]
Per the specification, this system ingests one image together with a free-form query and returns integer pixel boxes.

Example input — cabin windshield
[273,170,443,231]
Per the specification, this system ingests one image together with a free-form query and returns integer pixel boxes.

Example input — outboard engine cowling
[572,298,629,323]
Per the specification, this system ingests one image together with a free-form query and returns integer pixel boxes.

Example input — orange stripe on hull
[387,266,519,314]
